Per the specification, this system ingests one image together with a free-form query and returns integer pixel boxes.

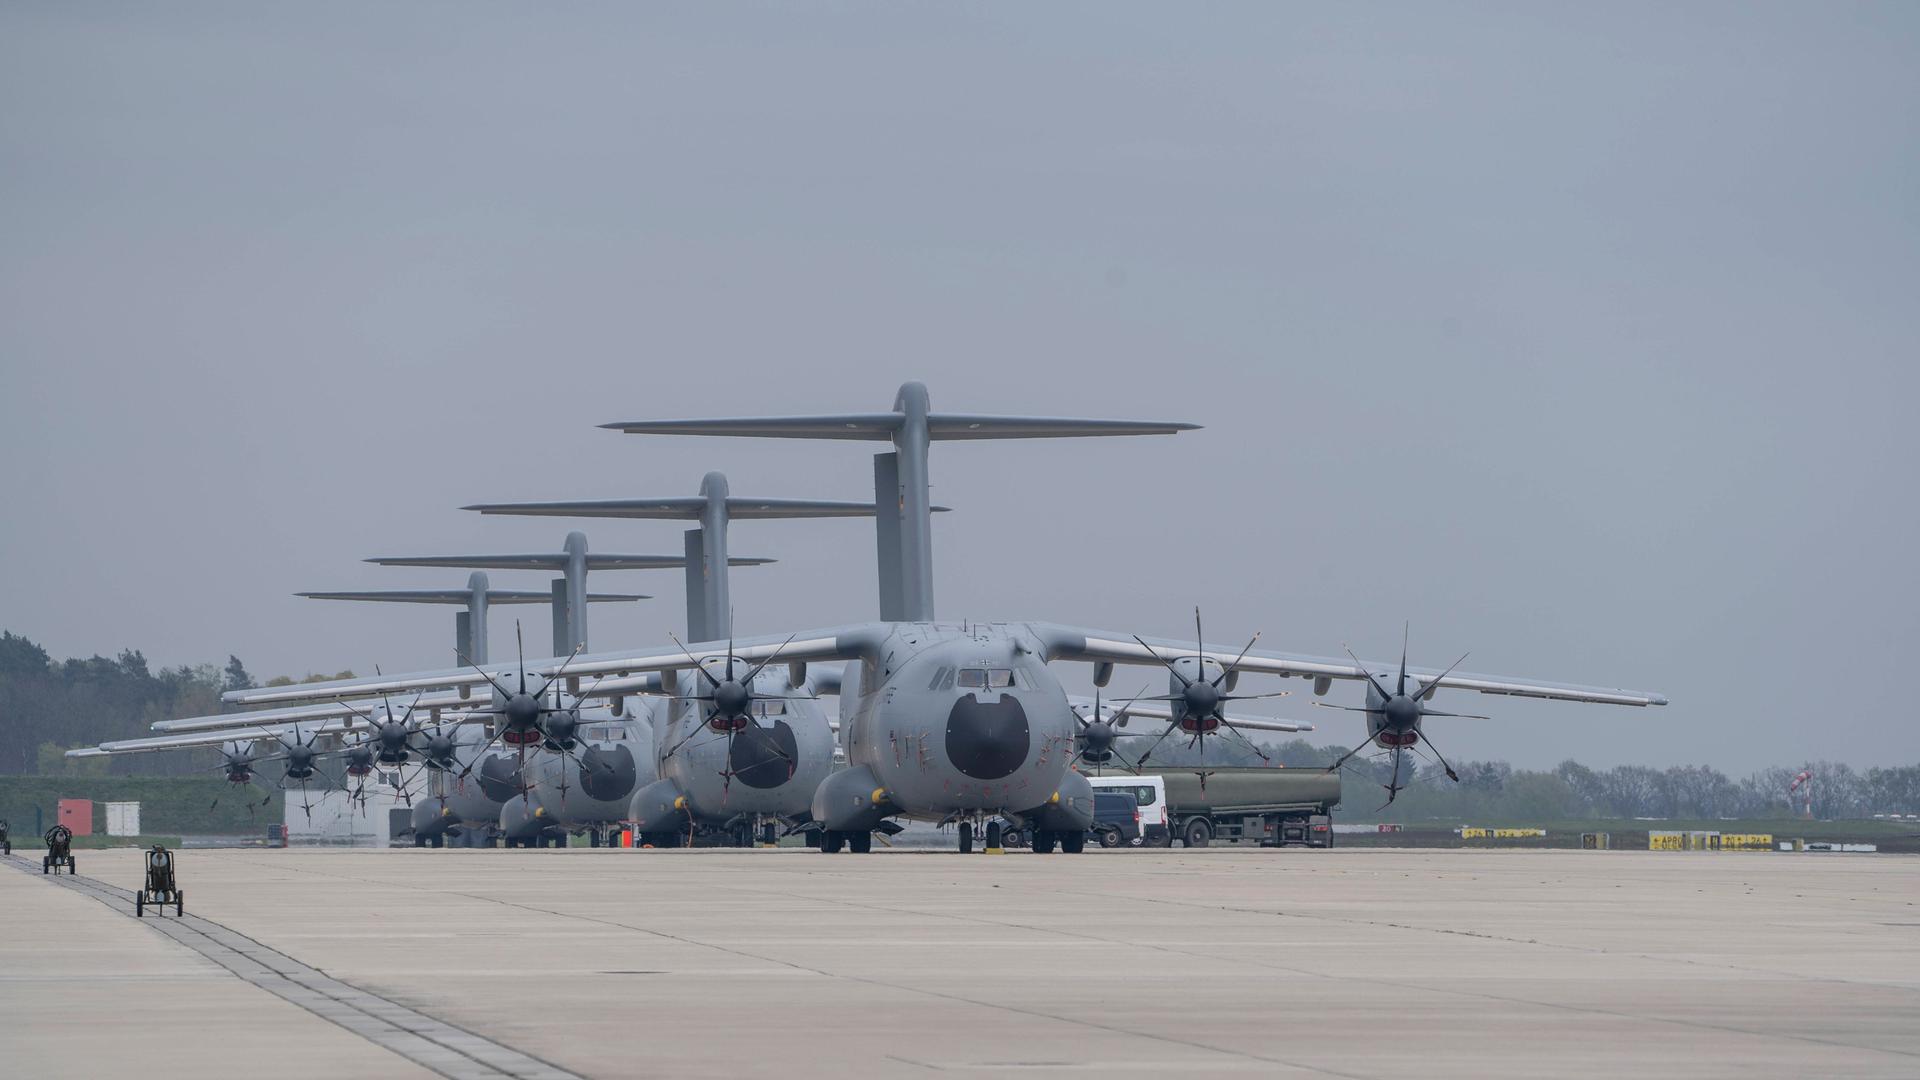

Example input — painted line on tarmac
[3,854,586,1080]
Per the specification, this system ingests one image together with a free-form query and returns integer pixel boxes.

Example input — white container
[105,801,141,837]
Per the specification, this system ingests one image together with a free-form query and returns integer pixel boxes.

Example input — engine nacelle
[628,777,690,834]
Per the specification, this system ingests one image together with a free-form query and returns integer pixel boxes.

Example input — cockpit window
[957,668,1015,689]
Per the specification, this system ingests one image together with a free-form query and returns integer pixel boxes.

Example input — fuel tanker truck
[1086,766,1340,849]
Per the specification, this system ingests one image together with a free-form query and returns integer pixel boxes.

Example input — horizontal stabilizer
[364,553,773,569]
[925,414,1199,440]
[600,413,1197,441]
[464,498,939,519]
[601,414,903,439]
[298,590,647,604]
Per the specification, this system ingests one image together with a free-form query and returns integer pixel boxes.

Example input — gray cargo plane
[221,382,1668,854]
[463,473,891,847]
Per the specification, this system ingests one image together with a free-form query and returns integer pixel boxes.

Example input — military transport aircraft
[218,382,1669,854]
[464,472,883,847]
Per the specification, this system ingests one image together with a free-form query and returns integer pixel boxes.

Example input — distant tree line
[0,631,351,778]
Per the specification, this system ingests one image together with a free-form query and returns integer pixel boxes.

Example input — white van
[1085,774,1171,846]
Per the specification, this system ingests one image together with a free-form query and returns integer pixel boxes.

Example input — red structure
[57,799,94,836]
[1788,771,1814,819]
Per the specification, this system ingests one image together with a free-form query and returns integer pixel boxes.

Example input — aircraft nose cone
[505,693,542,731]
[713,681,751,718]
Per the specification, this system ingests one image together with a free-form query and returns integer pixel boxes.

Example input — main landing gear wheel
[761,822,778,847]
[848,831,873,854]
[1032,831,1056,854]
[986,821,1003,851]
[1060,831,1085,855]
[958,821,973,854]
[821,831,845,853]
[730,822,753,848]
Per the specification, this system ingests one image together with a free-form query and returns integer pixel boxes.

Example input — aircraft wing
[79,726,336,756]
[221,626,878,707]
[151,697,460,734]
[1065,695,1313,734]
[1039,624,1668,708]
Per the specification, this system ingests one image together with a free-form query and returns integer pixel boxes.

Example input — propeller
[660,621,806,801]
[1316,625,1480,804]
[1073,683,1150,767]
[1129,608,1290,770]
[456,624,591,808]
[259,722,324,824]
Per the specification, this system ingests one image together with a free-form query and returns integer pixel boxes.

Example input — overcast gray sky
[3,3,1915,773]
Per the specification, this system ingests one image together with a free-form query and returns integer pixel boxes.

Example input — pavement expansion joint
[2,853,588,1080]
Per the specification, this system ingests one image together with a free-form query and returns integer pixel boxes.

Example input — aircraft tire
[822,831,845,854]
[730,823,752,848]
[957,821,973,854]
[1032,831,1056,854]
[848,831,872,854]
[1061,831,1085,855]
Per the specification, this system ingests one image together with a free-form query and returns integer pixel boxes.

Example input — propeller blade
[1131,721,1182,770]
[1397,622,1409,697]
[666,632,722,688]
[1422,709,1492,720]
[1130,635,1192,688]
[532,643,586,701]
[1211,631,1263,688]
[1342,644,1393,702]
[1216,719,1273,765]
[1194,607,1205,680]
[1110,684,1153,727]
[516,621,528,695]
[456,651,516,702]
[738,632,801,686]
[1414,651,1472,702]
[455,725,507,779]
[1219,690,1292,702]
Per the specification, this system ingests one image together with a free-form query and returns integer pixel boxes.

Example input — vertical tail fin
[601,382,1196,622]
